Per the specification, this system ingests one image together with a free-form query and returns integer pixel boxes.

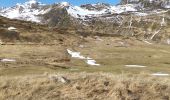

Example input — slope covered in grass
[0,72,169,100]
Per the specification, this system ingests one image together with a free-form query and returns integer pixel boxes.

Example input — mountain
[121,0,170,9]
[1,0,170,44]
[0,0,141,22]
[80,3,111,11]
[0,0,49,22]
[1,0,170,22]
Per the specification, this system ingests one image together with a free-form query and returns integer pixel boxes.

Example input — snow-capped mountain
[0,0,49,22]
[80,3,111,11]
[121,0,170,9]
[66,3,139,20]
[1,0,170,44]
[0,0,170,24]
[0,0,145,22]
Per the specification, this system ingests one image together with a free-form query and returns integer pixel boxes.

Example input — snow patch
[134,12,148,16]
[67,49,100,66]
[86,59,100,66]
[151,72,169,76]
[110,4,137,14]
[167,39,170,44]
[143,40,152,44]
[67,49,86,59]
[67,6,108,19]
[8,27,17,31]
[125,65,147,68]
[161,15,166,26]
[60,2,70,7]
[1,59,16,62]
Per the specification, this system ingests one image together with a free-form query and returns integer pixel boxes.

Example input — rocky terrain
[0,0,170,99]
[1,0,170,44]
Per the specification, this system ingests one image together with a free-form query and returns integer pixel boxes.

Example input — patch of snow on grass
[86,59,100,66]
[1,59,16,62]
[151,72,169,76]
[67,49,86,59]
[143,40,152,44]
[167,39,170,45]
[87,57,92,60]
[134,12,148,16]
[125,65,147,68]
[67,49,100,66]
[8,27,17,31]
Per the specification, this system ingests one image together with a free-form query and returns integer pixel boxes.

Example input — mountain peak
[80,3,110,11]
[59,2,70,7]
[1,0,170,23]
[27,0,37,4]
[121,0,170,9]
[24,0,44,9]
[0,0,46,22]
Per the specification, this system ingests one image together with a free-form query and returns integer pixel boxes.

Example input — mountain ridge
[1,0,170,23]
[1,0,170,45]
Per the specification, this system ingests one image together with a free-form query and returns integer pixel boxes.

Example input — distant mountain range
[1,0,170,44]
[0,0,170,23]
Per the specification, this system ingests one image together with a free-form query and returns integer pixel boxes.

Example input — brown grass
[0,72,169,100]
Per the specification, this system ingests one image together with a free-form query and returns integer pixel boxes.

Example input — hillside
[1,0,170,44]
[0,73,170,100]
[0,16,81,45]
[0,0,170,100]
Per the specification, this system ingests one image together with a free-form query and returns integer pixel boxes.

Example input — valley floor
[1,37,170,76]
[0,37,170,99]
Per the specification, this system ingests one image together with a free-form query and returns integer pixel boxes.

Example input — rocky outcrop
[80,3,110,11]
[121,0,170,9]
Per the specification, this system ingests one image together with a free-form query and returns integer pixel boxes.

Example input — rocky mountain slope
[0,0,138,22]
[0,15,81,45]
[1,1,170,100]
[1,0,170,21]
[1,0,170,44]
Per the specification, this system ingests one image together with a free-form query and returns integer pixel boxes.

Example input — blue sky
[0,0,120,7]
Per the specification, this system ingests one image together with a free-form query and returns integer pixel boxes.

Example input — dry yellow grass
[1,37,170,76]
[0,72,169,100]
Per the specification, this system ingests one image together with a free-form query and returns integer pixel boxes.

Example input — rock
[58,76,70,84]
[0,40,3,45]
[104,81,109,86]
[49,75,70,84]
[49,75,58,82]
